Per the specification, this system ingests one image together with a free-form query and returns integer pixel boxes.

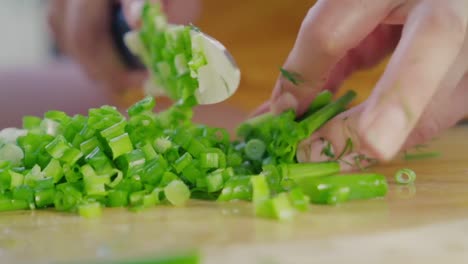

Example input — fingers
[359,0,468,160]
[270,0,403,115]
[65,0,144,91]
[297,78,467,168]
[321,25,402,93]
[403,36,468,149]
[251,25,401,117]
[297,0,468,165]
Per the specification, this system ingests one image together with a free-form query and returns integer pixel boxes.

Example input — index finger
[271,0,403,115]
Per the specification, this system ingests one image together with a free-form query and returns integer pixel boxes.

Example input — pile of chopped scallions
[0,2,393,221]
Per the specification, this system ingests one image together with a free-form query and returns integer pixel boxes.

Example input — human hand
[47,0,200,93]
[255,0,468,166]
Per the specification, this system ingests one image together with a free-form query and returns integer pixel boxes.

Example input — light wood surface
[0,126,467,264]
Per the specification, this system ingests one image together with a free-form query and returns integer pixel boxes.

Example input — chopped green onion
[43,159,63,183]
[101,120,127,140]
[108,190,128,207]
[78,202,102,219]
[35,188,56,208]
[164,180,190,206]
[12,185,35,209]
[244,139,266,161]
[54,183,82,212]
[9,170,24,189]
[250,174,270,204]
[45,135,70,159]
[199,152,219,169]
[108,133,134,159]
[127,96,156,117]
[205,170,224,193]
[174,152,193,173]
[217,176,252,202]
[395,169,416,185]
[22,116,41,130]
[287,188,309,212]
[0,199,29,212]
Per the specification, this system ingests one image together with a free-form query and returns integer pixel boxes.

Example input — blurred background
[0,0,393,129]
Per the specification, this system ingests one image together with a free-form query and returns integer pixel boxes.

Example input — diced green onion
[63,164,82,183]
[54,183,83,212]
[217,176,252,202]
[45,135,70,159]
[60,147,83,165]
[22,116,41,130]
[159,172,179,188]
[154,137,172,154]
[140,143,158,160]
[35,188,56,208]
[395,169,416,185]
[271,192,296,221]
[108,133,134,159]
[287,188,309,212]
[174,152,193,173]
[181,163,202,185]
[12,185,35,209]
[0,143,24,166]
[43,159,63,183]
[164,180,190,206]
[107,169,124,188]
[245,139,266,161]
[78,202,102,219]
[250,174,270,204]
[127,96,156,117]
[200,152,219,169]
[205,170,224,193]
[0,199,29,212]
[108,190,129,207]
[101,120,127,140]
[6,170,21,190]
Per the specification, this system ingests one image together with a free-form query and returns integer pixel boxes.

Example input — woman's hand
[47,0,201,93]
[257,0,468,166]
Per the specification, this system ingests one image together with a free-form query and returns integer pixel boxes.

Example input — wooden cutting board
[0,126,467,264]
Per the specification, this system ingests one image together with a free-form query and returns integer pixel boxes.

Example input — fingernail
[271,92,298,114]
[363,106,408,160]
